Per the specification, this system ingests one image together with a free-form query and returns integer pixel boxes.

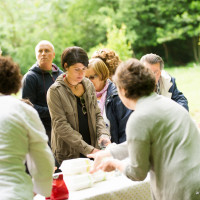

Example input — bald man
[22,40,63,143]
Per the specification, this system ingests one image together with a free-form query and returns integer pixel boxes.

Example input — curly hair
[113,58,156,99]
[61,46,89,71]
[0,56,22,95]
[92,48,121,78]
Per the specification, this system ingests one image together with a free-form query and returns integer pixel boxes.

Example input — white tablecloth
[34,174,152,200]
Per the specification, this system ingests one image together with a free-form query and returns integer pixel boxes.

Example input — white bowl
[59,158,93,175]
[63,173,94,191]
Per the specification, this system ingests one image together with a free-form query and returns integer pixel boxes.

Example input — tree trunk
[192,36,200,63]
[163,43,169,62]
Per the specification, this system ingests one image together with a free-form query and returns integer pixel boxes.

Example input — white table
[34,174,152,200]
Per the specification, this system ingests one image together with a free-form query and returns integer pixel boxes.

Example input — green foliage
[0,0,74,72]
[156,0,200,42]
[88,24,133,61]
[155,0,200,62]
[64,0,108,51]
[0,0,200,74]
[165,63,200,122]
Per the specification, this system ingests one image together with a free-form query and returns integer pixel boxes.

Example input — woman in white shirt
[0,56,54,199]
[89,58,200,200]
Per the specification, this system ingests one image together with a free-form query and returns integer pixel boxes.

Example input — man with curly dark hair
[0,56,54,199]
[89,58,200,200]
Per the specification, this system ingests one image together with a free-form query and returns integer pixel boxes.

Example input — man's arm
[22,73,50,118]
[169,77,189,111]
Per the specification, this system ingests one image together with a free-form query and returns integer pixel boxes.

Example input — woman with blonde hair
[85,58,132,144]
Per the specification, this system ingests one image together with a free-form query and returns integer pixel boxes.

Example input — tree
[0,0,199,75]
[156,0,200,63]
[0,0,76,73]
[88,23,133,61]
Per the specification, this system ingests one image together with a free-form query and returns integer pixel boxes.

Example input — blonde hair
[88,58,109,81]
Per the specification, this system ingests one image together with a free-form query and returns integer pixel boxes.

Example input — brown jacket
[47,74,109,164]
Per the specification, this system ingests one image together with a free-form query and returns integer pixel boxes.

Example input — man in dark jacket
[22,40,63,144]
[140,53,189,111]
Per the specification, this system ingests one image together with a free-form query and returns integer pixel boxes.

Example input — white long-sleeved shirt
[125,93,200,200]
[0,95,54,200]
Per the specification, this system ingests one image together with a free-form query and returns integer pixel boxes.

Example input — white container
[92,170,107,182]
[63,173,94,191]
[59,158,93,175]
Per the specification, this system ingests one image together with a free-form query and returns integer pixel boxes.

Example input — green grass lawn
[165,64,200,123]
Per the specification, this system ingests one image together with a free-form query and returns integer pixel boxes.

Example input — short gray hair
[35,40,55,53]
[140,53,164,70]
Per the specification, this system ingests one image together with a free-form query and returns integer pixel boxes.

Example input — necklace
[65,77,79,89]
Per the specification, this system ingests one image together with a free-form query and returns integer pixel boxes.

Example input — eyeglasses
[80,96,87,115]
[86,74,98,80]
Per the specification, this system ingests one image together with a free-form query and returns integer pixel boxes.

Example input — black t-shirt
[75,95,91,146]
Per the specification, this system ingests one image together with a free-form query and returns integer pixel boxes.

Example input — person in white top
[89,58,200,200]
[0,56,55,200]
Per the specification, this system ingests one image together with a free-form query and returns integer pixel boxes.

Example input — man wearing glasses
[140,53,189,111]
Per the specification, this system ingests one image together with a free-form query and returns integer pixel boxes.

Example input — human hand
[91,148,100,154]
[98,158,124,172]
[54,167,57,172]
[98,135,111,150]
[87,150,112,173]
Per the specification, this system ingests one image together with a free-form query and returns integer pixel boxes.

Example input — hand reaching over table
[90,148,100,154]
[98,158,125,172]
[87,150,112,173]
